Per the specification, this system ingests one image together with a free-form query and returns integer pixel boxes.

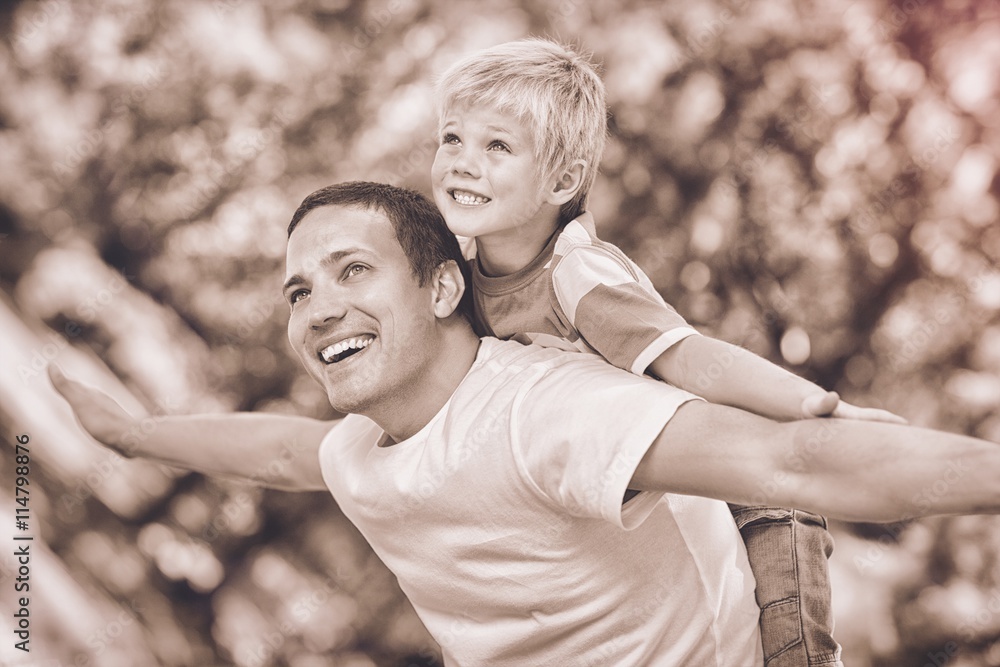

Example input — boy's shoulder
[552,212,644,280]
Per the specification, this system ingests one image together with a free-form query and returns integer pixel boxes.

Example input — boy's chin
[442,217,481,239]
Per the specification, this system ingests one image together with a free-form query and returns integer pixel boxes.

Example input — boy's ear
[431,259,466,319]
[545,160,586,206]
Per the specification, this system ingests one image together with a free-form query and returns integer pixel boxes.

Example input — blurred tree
[0,0,997,665]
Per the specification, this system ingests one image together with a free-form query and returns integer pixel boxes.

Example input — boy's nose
[451,147,480,177]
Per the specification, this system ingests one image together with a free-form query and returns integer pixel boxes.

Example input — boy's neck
[474,218,561,277]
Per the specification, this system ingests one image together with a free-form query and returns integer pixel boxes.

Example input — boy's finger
[802,391,839,417]
[867,408,908,425]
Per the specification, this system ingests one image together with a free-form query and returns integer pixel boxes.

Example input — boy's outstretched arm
[49,365,334,491]
[649,335,904,423]
[631,400,1000,522]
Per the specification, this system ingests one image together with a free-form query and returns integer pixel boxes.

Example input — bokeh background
[0,0,998,665]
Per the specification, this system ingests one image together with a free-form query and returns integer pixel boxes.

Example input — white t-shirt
[320,338,762,666]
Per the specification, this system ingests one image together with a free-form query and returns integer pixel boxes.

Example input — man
[53,182,1000,666]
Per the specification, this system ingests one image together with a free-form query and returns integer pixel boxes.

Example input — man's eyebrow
[282,274,305,295]
[282,248,369,295]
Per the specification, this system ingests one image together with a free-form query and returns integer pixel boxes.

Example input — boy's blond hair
[435,38,607,225]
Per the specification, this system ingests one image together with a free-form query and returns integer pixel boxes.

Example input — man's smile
[319,334,376,364]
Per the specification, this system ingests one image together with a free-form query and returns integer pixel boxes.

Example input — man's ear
[431,260,466,319]
[545,160,586,206]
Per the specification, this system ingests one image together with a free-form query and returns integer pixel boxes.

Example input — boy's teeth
[320,336,374,363]
[452,190,489,205]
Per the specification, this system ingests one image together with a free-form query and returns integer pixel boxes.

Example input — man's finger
[47,363,68,390]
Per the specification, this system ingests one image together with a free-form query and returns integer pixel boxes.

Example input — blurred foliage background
[0,0,998,665]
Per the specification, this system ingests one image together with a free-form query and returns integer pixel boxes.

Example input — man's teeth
[452,190,489,205]
[321,336,373,363]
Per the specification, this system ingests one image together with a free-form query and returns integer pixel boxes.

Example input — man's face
[284,204,440,415]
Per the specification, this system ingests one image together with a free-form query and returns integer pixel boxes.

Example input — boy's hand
[48,365,144,456]
[801,390,908,424]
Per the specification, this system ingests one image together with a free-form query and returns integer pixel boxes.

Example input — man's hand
[801,390,907,424]
[49,365,142,456]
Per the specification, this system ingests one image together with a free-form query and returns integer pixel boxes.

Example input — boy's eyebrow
[485,124,517,137]
[439,118,517,138]
[282,248,368,294]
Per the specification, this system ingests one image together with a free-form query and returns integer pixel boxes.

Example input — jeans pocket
[729,504,794,531]
[759,597,803,664]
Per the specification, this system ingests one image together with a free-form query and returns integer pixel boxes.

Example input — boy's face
[431,102,558,240]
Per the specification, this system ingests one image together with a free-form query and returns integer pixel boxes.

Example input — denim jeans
[729,504,844,667]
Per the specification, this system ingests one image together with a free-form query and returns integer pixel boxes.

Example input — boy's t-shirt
[465,211,699,376]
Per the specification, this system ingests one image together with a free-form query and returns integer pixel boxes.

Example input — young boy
[428,38,899,667]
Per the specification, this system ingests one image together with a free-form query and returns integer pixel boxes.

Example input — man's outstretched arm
[630,400,1000,523]
[49,365,334,491]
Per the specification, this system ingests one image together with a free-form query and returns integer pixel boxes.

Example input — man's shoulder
[475,336,633,379]
[319,413,384,450]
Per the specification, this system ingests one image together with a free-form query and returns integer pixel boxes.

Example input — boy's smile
[431,103,563,274]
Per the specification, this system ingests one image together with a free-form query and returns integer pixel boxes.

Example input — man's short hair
[435,38,608,226]
[287,181,473,321]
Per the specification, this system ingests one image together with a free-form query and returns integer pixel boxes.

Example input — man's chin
[324,387,370,416]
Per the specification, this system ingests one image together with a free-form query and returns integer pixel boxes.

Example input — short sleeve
[551,245,700,375]
[512,355,701,529]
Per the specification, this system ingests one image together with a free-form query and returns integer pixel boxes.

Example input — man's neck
[367,325,482,445]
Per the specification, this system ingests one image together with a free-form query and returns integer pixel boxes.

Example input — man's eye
[345,264,368,278]
[289,289,309,305]
[487,140,510,152]
[442,133,460,145]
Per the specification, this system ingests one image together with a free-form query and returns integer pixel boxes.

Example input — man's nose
[307,288,348,329]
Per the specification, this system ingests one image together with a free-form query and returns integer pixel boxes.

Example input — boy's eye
[487,140,510,152]
[289,289,309,305]
[442,133,460,146]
